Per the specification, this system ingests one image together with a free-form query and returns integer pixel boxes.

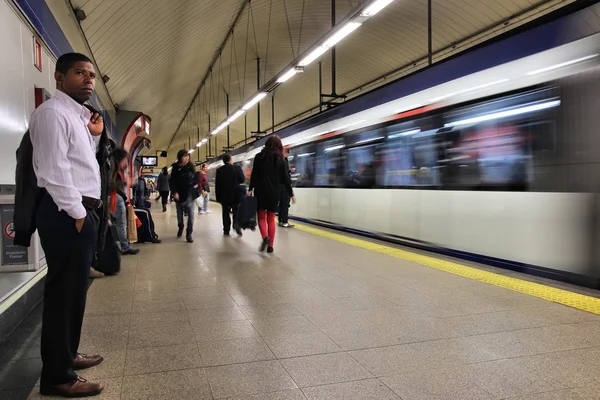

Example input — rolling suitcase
[237,195,257,230]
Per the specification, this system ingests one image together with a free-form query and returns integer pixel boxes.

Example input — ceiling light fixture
[242,92,268,110]
[277,68,298,83]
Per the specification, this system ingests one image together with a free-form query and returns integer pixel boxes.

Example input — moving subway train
[206,8,600,288]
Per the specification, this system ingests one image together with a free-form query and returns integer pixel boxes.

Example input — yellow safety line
[293,223,600,315]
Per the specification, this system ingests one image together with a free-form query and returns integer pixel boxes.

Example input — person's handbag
[126,204,138,243]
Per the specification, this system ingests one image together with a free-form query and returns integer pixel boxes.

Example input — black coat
[14,105,112,252]
[249,150,293,212]
[169,162,196,202]
[215,163,245,205]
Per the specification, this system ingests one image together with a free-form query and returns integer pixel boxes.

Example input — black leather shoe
[122,248,140,255]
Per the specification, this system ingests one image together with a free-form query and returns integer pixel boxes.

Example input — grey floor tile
[180,286,229,298]
[281,352,372,387]
[355,308,419,326]
[226,389,307,400]
[262,332,342,358]
[187,307,247,324]
[183,293,237,310]
[206,360,297,399]
[302,378,400,400]
[132,289,182,303]
[409,337,503,366]
[457,357,568,399]
[250,316,319,336]
[336,295,398,310]
[381,368,494,400]
[128,323,195,349]
[129,311,190,329]
[193,320,259,343]
[239,304,301,320]
[0,358,41,390]
[198,337,275,366]
[290,299,351,316]
[231,291,288,306]
[124,343,203,375]
[121,369,211,400]
[303,310,373,332]
[349,344,440,377]
[131,299,186,314]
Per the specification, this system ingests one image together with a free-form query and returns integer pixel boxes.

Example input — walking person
[198,163,211,214]
[170,150,198,243]
[278,147,294,228]
[215,154,245,236]
[28,52,105,397]
[249,135,295,253]
[156,166,170,212]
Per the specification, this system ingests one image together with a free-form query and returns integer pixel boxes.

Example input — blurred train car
[206,2,600,288]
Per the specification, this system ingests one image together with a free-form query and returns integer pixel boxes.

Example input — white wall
[0,0,57,185]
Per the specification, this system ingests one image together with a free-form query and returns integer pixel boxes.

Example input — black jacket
[215,163,245,205]
[157,173,170,192]
[14,105,112,252]
[249,150,293,212]
[169,162,196,202]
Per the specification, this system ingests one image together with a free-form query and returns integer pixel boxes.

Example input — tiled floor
[1,203,600,399]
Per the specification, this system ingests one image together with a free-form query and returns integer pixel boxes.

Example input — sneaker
[199,210,206,215]
[186,235,194,243]
[282,223,294,228]
[267,246,274,253]
[89,267,104,279]
[205,210,212,214]
[259,237,269,252]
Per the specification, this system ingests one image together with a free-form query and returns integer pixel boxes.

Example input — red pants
[257,210,276,247]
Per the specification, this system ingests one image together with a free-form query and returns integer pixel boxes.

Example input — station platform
[1,203,600,400]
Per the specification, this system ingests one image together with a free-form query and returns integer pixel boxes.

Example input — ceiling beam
[167,0,250,150]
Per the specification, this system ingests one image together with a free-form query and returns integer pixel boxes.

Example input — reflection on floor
[1,202,600,399]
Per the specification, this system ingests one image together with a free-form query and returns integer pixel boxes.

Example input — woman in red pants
[249,135,296,253]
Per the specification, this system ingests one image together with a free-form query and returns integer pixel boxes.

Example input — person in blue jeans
[170,150,198,243]
[109,149,140,255]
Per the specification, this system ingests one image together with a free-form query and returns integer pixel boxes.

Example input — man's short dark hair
[56,53,92,74]
[222,154,232,165]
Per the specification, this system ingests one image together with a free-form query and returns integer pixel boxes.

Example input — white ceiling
[70,0,581,157]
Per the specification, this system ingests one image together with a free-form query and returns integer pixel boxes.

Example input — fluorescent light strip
[361,0,395,17]
[277,68,298,83]
[527,54,599,75]
[299,46,328,67]
[242,92,268,110]
[324,144,344,152]
[323,22,362,48]
[188,149,195,154]
[355,136,383,145]
[297,152,315,157]
[388,129,421,139]
[227,110,245,123]
[445,99,561,127]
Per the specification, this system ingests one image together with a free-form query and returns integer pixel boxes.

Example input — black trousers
[159,190,169,210]
[278,188,290,223]
[37,194,99,386]
[221,201,239,233]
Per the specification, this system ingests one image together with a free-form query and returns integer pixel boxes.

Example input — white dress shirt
[29,90,101,220]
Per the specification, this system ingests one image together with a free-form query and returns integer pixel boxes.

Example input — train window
[441,90,559,190]
[315,138,345,187]
[288,144,315,187]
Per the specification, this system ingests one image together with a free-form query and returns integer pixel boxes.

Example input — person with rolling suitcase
[248,135,295,253]
[215,154,245,236]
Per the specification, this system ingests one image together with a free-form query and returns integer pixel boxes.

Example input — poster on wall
[0,205,28,266]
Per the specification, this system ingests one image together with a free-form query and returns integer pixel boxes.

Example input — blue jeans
[114,195,131,251]
[176,196,195,235]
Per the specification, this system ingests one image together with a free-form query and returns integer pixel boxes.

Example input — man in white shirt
[29,53,105,398]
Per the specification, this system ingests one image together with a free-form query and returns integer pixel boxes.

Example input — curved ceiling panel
[70,0,584,157]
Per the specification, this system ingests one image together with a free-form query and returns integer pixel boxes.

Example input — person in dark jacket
[109,149,140,255]
[134,177,147,208]
[278,148,294,228]
[249,135,295,253]
[169,150,198,242]
[215,154,245,236]
[156,167,170,212]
